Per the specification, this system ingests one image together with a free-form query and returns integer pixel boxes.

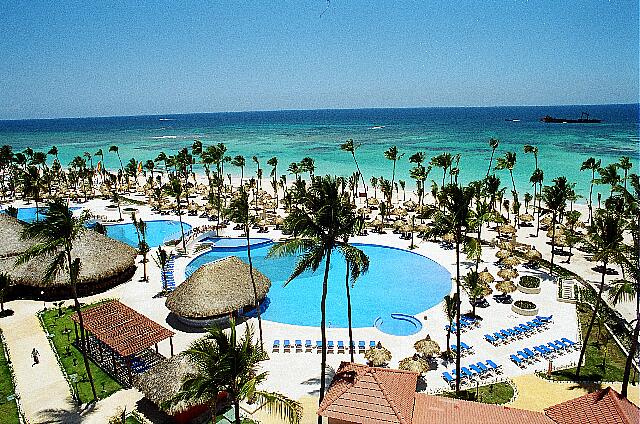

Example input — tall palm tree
[597,163,621,197]
[341,230,369,363]
[618,156,632,190]
[232,155,246,185]
[463,271,484,317]
[486,138,499,177]
[252,156,261,190]
[541,177,571,276]
[384,146,404,202]
[370,176,378,198]
[576,210,625,378]
[340,139,367,191]
[164,176,187,251]
[495,152,518,212]
[17,201,97,400]
[132,213,149,282]
[530,168,544,236]
[269,176,359,420]
[442,294,458,357]
[153,247,169,291]
[108,145,123,173]
[427,183,473,393]
[409,165,430,207]
[226,187,264,348]
[430,153,453,189]
[580,157,601,225]
[300,157,315,180]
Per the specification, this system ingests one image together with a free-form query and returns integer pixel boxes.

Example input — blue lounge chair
[546,343,557,352]
[337,341,345,352]
[510,354,524,367]
[349,341,356,352]
[284,340,292,352]
[316,341,323,352]
[484,334,497,344]
[527,320,540,328]
[461,367,474,378]
[476,362,490,373]
[533,346,546,356]
[537,314,553,322]
[305,340,312,351]
[561,337,577,348]
[487,360,501,372]
[517,350,529,360]
[519,324,532,332]
[295,340,302,351]
[499,330,511,339]
[551,341,565,350]
[327,341,334,352]
[469,364,484,375]
[524,348,537,358]
[358,341,366,352]
[460,342,472,351]
[442,371,455,386]
[370,341,376,348]
[272,340,280,351]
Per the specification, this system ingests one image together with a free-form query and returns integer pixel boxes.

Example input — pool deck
[1,195,634,423]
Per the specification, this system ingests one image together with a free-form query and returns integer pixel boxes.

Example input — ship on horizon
[541,112,602,124]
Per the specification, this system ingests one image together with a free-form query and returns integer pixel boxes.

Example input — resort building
[318,362,639,424]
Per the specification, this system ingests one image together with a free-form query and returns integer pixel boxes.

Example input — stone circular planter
[517,283,541,294]
[511,302,539,316]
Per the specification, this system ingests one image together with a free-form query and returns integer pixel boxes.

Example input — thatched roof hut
[0,214,137,299]
[166,256,271,324]
[134,354,203,416]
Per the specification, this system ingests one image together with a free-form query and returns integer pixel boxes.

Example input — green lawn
[40,304,122,404]
[440,381,514,404]
[549,304,628,382]
[125,416,142,424]
[0,330,20,424]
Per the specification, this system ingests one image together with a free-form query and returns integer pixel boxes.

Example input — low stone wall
[511,303,539,316]
[517,283,541,294]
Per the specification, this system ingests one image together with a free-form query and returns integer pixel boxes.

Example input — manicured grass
[0,330,20,424]
[440,381,514,404]
[40,304,122,404]
[549,304,628,382]
[125,416,142,424]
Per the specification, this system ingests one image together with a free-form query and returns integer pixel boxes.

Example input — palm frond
[252,390,303,424]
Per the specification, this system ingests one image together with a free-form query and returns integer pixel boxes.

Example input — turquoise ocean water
[1,104,637,197]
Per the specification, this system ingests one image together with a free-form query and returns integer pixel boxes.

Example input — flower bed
[512,300,539,316]
[518,276,541,294]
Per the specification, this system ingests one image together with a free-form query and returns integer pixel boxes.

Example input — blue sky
[0,0,637,119]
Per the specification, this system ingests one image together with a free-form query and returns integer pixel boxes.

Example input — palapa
[166,256,271,319]
[413,336,440,357]
[366,197,379,206]
[525,248,542,261]
[478,268,495,284]
[501,256,521,267]
[364,345,392,366]
[519,213,534,222]
[398,357,429,374]
[495,249,511,259]
[498,224,516,234]
[497,268,519,280]
[495,280,517,294]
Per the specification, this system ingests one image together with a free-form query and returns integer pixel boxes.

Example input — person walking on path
[31,348,39,366]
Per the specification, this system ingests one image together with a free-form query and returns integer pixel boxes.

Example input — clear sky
[0,0,638,119]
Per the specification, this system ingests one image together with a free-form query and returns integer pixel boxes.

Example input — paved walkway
[507,373,640,411]
[0,300,76,423]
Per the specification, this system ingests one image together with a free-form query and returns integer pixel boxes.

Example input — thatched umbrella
[498,240,515,251]
[394,207,408,217]
[497,268,519,280]
[478,268,495,285]
[133,354,199,415]
[519,213,534,223]
[495,280,517,295]
[414,336,440,357]
[540,216,553,227]
[442,233,455,243]
[495,249,511,259]
[481,285,494,296]
[403,200,417,210]
[525,248,542,261]
[367,197,379,206]
[398,356,429,374]
[166,256,271,322]
[498,224,516,234]
[369,219,383,228]
[364,344,392,366]
[501,256,521,267]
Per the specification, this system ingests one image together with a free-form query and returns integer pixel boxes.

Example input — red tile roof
[317,361,419,424]
[544,386,639,424]
[412,392,554,424]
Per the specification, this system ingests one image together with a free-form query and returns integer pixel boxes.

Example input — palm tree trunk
[178,206,186,252]
[588,172,594,225]
[71,285,97,401]
[445,323,451,355]
[576,261,607,378]
[234,400,241,424]
[621,297,639,397]
[486,149,495,177]
[550,213,557,276]
[345,261,354,363]
[318,249,332,424]
[247,226,264,349]
[455,236,462,394]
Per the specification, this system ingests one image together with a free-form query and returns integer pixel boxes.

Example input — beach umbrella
[367,197,379,206]
[370,219,383,228]
[495,249,511,259]
[394,207,408,217]
[501,256,521,267]
[498,241,515,251]
[495,280,517,294]
[417,224,429,233]
[398,356,429,374]
[414,336,440,357]
[442,233,455,243]
[498,224,516,234]
[519,213,534,223]
[497,268,519,280]
[403,200,417,210]
[525,248,542,261]
[478,268,495,285]
[540,216,553,227]
[481,285,494,296]
[364,345,392,367]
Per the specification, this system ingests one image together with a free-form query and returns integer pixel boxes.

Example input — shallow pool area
[186,242,451,333]
[199,236,272,250]
[2,206,82,223]
[105,220,192,248]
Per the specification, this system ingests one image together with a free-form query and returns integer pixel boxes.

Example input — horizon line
[1,102,637,123]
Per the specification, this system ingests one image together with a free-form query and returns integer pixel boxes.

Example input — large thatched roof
[133,354,199,415]
[0,214,137,288]
[166,256,271,318]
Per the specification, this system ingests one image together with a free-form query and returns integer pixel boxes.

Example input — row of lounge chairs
[510,338,578,368]
[272,339,379,353]
[484,315,553,345]
[163,256,177,290]
[450,342,474,357]
[442,360,502,387]
[445,316,481,333]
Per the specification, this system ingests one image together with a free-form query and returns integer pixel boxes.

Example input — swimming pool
[199,236,272,250]
[105,220,192,248]
[185,242,451,331]
[1,206,83,223]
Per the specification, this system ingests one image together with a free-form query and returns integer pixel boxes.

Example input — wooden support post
[155,343,159,353]
[126,357,132,387]
[169,337,174,357]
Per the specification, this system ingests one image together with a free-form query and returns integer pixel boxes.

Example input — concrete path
[0,300,76,423]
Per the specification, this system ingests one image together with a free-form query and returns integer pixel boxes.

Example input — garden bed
[518,276,541,294]
[511,300,538,316]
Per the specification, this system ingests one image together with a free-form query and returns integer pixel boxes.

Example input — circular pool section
[186,242,451,330]
[199,236,272,251]
[105,220,192,248]
[374,313,423,336]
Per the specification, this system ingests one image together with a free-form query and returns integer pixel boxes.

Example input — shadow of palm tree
[301,365,336,396]
[36,400,81,424]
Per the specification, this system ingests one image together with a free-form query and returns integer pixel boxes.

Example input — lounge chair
[272,340,280,352]
[337,341,345,353]
[460,342,472,351]
[537,315,553,322]
[283,340,292,352]
[476,362,490,373]
[486,360,502,373]
[469,364,484,376]
[370,341,376,348]
[561,337,577,349]
[461,367,475,378]
[533,346,546,356]
[305,340,313,352]
[358,341,366,352]
[523,348,537,359]
[510,354,525,367]
[442,371,455,386]
[484,334,497,345]
[295,339,303,352]
[327,341,335,353]
[316,340,323,353]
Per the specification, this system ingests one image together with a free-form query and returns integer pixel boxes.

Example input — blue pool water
[200,237,272,250]
[105,220,192,248]
[1,206,82,223]
[374,314,423,336]
[186,242,451,330]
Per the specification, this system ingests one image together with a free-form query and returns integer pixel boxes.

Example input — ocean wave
[151,135,178,139]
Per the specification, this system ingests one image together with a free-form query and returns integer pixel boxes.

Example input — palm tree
[463,271,484,317]
[597,163,621,197]
[409,165,430,207]
[495,152,518,213]
[442,294,458,357]
[108,145,123,173]
[618,156,632,190]
[340,139,367,191]
[153,247,170,291]
[370,176,378,198]
[252,156,261,190]
[269,176,359,419]
[226,187,264,348]
[541,177,571,276]
[486,138,499,177]
[430,153,453,189]
[17,201,98,400]
[530,168,544,236]
[132,213,149,282]
[164,176,187,251]
[232,155,246,185]
[300,157,315,180]
[576,210,625,378]
[581,157,601,225]
[427,183,473,393]
[341,229,369,363]
[384,146,404,202]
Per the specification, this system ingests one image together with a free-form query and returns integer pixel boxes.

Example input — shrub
[519,276,540,288]
[514,300,536,310]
